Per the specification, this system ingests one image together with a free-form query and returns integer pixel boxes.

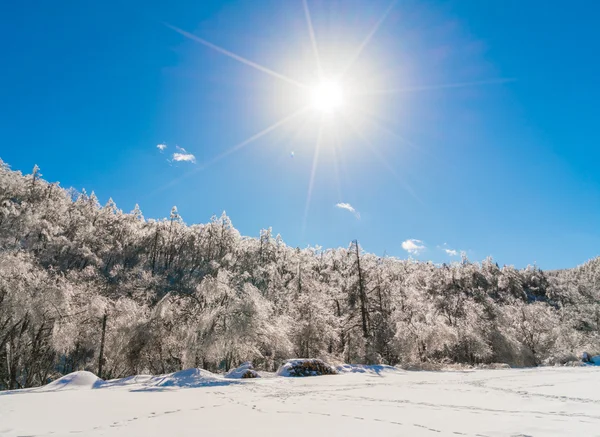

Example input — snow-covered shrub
[225,362,260,379]
[277,359,338,377]
[542,353,579,367]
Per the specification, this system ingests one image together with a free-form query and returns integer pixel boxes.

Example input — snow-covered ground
[2,366,600,436]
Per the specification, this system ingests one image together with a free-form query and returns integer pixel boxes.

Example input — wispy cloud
[439,243,460,257]
[166,146,196,163]
[157,143,196,164]
[402,239,426,255]
[335,202,360,219]
[172,152,196,163]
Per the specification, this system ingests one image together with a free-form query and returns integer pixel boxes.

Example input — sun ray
[331,127,343,202]
[354,105,450,171]
[302,0,323,79]
[303,124,324,233]
[206,106,310,166]
[358,77,517,96]
[355,106,460,178]
[341,112,424,205]
[145,107,309,200]
[339,0,397,80]
[353,106,432,157]
[165,23,308,89]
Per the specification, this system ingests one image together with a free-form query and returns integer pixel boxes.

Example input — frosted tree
[1,158,600,389]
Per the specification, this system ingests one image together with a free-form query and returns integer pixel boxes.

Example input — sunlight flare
[310,81,345,114]
[207,106,310,165]
[342,112,423,205]
[303,124,325,233]
[161,1,498,222]
[340,0,398,79]
[359,77,517,96]
[303,0,323,78]
[165,23,308,89]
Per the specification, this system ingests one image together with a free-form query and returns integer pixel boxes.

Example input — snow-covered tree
[0,160,598,389]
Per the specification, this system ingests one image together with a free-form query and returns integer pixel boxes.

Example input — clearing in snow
[1,366,600,436]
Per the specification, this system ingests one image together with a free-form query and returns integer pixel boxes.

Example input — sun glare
[165,0,429,226]
[310,81,345,114]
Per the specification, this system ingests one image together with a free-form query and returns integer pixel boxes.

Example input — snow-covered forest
[1,159,599,390]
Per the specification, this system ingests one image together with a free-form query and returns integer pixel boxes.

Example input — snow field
[2,366,600,436]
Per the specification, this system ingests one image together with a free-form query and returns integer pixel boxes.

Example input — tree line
[1,160,598,390]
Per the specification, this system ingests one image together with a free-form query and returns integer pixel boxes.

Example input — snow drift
[145,368,234,388]
[336,364,402,375]
[37,368,237,392]
[39,371,102,391]
[100,374,155,389]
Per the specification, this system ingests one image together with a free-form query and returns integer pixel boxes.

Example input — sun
[310,80,345,114]
[166,1,510,231]
[166,1,416,226]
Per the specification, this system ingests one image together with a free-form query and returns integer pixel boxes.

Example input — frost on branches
[0,159,599,390]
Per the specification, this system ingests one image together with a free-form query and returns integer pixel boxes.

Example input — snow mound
[36,368,239,392]
[336,364,402,375]
[277,359,338,377]
[225,362,260,379]
[147,368,231,388]
[100,375,154,388]
[41,371,102,391]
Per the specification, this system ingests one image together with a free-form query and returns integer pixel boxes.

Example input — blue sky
[1,0,599,270]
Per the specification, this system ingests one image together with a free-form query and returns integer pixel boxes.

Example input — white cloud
[402,239,426,255]
[439,243,460,257]
[335,202,360,219]
[172,152,196,163]
[157,144,196,164]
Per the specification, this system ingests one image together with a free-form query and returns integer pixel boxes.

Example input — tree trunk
[354,241,369,338]
[98,313,108,379]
